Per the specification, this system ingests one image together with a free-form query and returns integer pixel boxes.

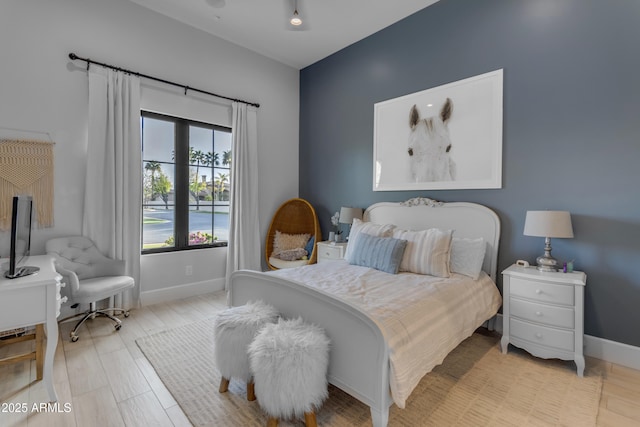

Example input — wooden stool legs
[265,411,316,427]
[219,377,229,393]
[247,381,256,401]
[219,376,316,425]
[218,377,256,401]
[304,411,317,427]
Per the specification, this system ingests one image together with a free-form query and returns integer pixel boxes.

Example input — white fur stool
[249,317,330,427]
[213,300,279,401]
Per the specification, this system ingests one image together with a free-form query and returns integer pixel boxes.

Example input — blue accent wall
[299,0,640,346]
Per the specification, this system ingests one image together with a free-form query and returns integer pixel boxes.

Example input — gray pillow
[347,233,408,274]
[450,237,486,280]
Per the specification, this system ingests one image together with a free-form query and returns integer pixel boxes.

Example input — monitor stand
[4,266,40,279]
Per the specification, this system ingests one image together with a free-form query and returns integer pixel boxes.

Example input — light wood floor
[1,290,638,427]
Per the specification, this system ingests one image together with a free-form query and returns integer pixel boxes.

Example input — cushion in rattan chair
[265,198,321,270]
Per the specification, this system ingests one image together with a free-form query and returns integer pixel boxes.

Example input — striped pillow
[392,228,453,277]
[344,218,396,260]
[347,233,408,274]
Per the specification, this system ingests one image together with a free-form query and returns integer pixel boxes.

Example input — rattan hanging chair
[266,198,322,270]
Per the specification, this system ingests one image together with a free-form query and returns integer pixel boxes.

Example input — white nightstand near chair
[46,236,135,342]
[249,317,330,427]
[316,241,348,263]
[213,301,279,401]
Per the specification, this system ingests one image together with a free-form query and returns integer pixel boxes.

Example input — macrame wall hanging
[0,139,54,231]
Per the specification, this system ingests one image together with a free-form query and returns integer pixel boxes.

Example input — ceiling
[127,0,440,70]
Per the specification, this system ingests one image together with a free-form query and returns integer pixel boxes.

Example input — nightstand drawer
[510,318,574,352]
[510,297,575,329]
[318,245,343,260]
[510,277,574,306]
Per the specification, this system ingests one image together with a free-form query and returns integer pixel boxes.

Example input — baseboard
[491,313,640,371]
[140,278,225,306]
[583,334,640,371]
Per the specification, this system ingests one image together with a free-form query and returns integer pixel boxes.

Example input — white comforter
[271,260,502,408]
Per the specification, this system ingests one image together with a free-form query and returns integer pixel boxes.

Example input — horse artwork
[373,69,502,191]
[407,98,456,182]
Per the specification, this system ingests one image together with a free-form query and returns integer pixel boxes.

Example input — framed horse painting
[373,69,503,191]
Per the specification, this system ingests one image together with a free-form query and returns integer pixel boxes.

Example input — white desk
[0,255,63,402]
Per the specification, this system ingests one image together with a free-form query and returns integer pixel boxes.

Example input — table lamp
[523,210,574,272]
[339,207,363,240]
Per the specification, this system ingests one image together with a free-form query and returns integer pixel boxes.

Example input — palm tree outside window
[141,111,232,252]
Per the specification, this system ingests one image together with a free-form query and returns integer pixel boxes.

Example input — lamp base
[536,254,559,272]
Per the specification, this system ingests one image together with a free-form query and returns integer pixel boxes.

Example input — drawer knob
[535,333,543,339]
[535,311,543,316]
[535,289,542,294]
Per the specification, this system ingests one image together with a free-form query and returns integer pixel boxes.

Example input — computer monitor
[4,195,39,279]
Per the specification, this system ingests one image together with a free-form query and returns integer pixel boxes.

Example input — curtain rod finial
[69,53,77,60]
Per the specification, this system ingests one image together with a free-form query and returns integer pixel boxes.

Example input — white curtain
[84,67,142,309]
[225,102,261,289]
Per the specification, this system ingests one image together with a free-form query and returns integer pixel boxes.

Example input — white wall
[0,0,299,301]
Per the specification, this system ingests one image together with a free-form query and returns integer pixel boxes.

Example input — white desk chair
[46,236,134,342]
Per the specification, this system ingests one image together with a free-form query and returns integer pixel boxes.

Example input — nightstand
[501,264,587,376]
[316,241,347,263]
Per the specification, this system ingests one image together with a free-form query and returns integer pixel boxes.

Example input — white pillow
[344,218,396,261]
[450,237,486,280]
[392,228,453,277]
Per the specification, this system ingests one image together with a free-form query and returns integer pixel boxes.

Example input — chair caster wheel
[124,311,130,318]
[70,334,79,342]
[115,323,122,331]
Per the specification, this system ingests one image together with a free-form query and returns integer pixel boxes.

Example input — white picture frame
[373,69,503,191]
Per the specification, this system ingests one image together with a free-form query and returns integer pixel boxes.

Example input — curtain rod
[68,52,260,108]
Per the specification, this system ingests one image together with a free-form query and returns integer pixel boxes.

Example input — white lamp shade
[523,211,574,238]
[339,207,363,225]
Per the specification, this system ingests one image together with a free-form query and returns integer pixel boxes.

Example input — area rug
[136,319,602,426]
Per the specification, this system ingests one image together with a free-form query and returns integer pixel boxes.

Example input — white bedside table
[316,241,347,263]
[501,264,587,376]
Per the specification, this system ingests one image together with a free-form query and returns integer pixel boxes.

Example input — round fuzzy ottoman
[248,317,330,427]
[213,300,279,401]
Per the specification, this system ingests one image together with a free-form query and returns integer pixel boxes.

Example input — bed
[228,198,502,426]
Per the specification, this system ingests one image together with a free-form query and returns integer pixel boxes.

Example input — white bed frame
[229,198,500,427]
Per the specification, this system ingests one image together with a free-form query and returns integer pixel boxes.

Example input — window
[141,111,232,253]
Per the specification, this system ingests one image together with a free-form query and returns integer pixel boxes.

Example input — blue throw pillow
[346,233,407,274]
[304,235,315,256]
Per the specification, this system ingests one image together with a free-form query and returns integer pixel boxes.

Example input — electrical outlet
[185,265,193,276]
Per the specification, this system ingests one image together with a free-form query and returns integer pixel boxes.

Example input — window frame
[141,110,231,254]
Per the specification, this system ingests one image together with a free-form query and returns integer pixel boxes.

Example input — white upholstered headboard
[363,198,501,281]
